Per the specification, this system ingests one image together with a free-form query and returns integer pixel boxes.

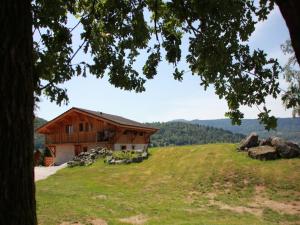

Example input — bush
[44,147,52,157]
[111,150,139,160]
[105,150,148,164]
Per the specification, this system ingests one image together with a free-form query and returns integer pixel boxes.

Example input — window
[79,123,84,132]
[121,145,127,150]
[85,122,93,132]
[83,147,88,152]
[97,131,109,142]
[97,129,115,142]
[132,145,135,150]
[65,125,73,134]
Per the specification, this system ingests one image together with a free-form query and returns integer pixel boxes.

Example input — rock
[104,150,150,165]
[91,149,97,154]
[141,152,148,159]
[132,156,143,163]
[125,159,133,164]
[271,137,300,158]
[90,153,97,159]
[238,132,259,151]
[114,159,126,164]
[67,147,111,167]
[67,160,81,168]
[259,137,272,146]
[248,146,279,160]
[85,160,93,166]
[79,152,90,157]
[135,149,144,153]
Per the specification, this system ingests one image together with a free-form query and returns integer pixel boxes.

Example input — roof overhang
[36,107,159,134]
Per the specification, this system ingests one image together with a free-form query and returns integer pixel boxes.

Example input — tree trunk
[275,0,300,65]
[0,0,37,225]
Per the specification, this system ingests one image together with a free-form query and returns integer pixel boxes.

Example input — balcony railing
[46,131,108,144]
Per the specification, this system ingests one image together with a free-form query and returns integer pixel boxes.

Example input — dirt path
[35,163,67,181]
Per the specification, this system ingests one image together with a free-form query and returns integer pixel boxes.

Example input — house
[36,107,158,165]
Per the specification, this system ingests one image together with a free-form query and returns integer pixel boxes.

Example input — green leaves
[225,110,244,126]
[32,0,281,130]
[173,68,184,81]
[258,107,277,131]
[143,45,161,79]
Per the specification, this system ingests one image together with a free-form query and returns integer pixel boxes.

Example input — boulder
[114,159,126,164]
[67,147,111,167]
[248,146,279,160]
[132,156,143,163]
[135,149,144,153]
[82,151,90,156]
[238,132,259,151]
[141,152,148,159]
[89,153,97,159]
[271,137,300,158]
[259,137,272,146]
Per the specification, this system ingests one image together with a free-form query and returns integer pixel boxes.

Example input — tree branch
[179,0,199,36]
[68,39,87,63]
[69,17,85,32]
[243,70,287,93]
[38,80,54,91]
[154,0,160,44]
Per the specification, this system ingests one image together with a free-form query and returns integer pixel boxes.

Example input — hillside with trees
[146,122,245,147]
[177,118,300,143]
[34,117,47,149]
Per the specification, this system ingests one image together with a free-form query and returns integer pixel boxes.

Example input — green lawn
[36,144,300,225]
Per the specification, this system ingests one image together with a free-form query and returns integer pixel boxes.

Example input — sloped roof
[75,107,156,129]
[36,107,158,132]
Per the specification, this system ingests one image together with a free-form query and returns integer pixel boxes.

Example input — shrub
[111,150,139,160]
[44,147,52,157]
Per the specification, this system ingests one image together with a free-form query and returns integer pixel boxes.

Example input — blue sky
[36,6,292,122]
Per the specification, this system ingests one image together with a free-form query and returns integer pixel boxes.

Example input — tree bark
[275,0,300,65]
[0,0,37,225]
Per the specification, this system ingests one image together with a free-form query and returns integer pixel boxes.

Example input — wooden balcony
[45,131,110,144]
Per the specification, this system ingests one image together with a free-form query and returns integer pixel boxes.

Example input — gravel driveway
[35,163,67,181]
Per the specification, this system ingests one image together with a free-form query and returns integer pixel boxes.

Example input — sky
[36,5,292,122]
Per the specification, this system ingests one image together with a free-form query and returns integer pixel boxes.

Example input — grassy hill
[36,144,300,225]
[174,118,300,143]
[146,122,245,147]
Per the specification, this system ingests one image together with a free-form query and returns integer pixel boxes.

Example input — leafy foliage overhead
[33,0,281,129]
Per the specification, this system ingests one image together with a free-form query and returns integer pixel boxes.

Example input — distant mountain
[146,122,245,147]
[171,119,189,123]
[34,117,47,149]
[179,118,300,143]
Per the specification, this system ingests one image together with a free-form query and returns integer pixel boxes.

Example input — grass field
[36,144,300,225]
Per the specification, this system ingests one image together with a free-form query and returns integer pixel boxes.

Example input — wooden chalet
[36,107,158,165]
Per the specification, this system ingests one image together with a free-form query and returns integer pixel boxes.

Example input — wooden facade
[36,107,158,165]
